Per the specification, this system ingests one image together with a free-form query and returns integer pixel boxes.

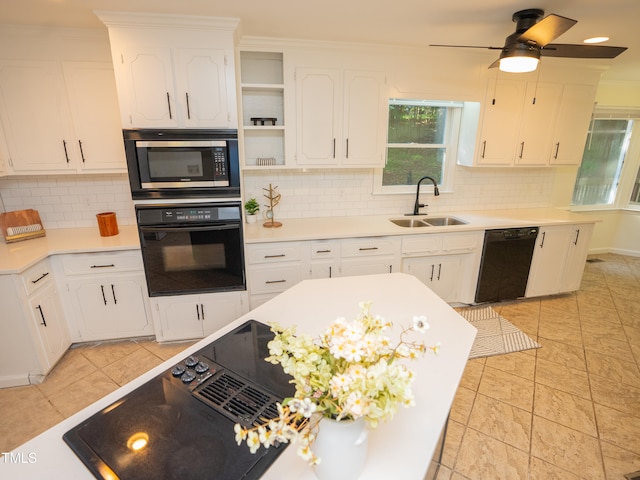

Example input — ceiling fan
[431,8,627,73]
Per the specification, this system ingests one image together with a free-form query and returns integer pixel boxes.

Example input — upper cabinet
[460,76,597,167]
[0,60,125,174]
[295,68,387,167]
[97,12,239,129]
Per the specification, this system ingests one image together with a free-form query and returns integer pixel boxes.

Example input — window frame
[373,99,462,195]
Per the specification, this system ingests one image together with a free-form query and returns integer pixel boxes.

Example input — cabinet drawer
[60,251,144,275]
[441,233,482,254]
[249,265,303,294]
[310,241,339,259]
[21,260,53,296]
[402,236,443,255]
[246,243,303,264]
[341,238,399,257]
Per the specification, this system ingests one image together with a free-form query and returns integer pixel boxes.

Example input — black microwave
[123,129,240,200]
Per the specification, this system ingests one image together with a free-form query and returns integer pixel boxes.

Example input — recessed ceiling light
[584,36,609,44]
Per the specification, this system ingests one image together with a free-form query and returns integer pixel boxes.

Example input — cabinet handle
[31,272,49,284]
[91,264,115,269]
[62,140,70,163]
[264,254,286,259]
[333,138,336,159]
[359,247,378,251]
[346,138,349,158]
[200,304,205,320]
[111,284,117,305]
[185,92,191,119]
[540,231,546,248]
[554,142,560,159]
[437,263,442,281]
[519,142,525,159]
[329,266,332,278]
[196,304,200,320]
[430,264,435,281]
[481,140,486,159]
[574,229,580,245]
[389,265,392,273]
[266,279,286,284]
[78,140,86,163]
[100,285,107,305]
[316,249,332,254]
[166,92,172,119]
[36,305,47,327]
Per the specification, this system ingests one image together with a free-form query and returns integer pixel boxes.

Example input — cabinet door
[200,292,246,337]
[29,284,69,371]
[550,84,597,165]
[476,79,525,165]
[515,83,562,165]
[122,48,177,127]
[155,295,203,341]
[175,49,231,127]
[561,223,594,292]
[340,257,394,277]
[342,70,386,166]
[295,68,341,165]
[525,225,572,298]
[0,61,75,172]
[62,62,126,171]
[68,276,153,341]
[402,255,460,303]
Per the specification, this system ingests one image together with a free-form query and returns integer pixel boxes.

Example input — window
[572,118,633,206]
[374,99,462,194]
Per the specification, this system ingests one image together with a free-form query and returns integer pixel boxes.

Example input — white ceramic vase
[312,417,368,480]
[246,214,257,224]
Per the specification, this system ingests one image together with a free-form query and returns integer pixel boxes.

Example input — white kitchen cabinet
[54,251,153,342]
[400,231,483,304]
[525,223,594,298]
[309,240,340,279]
[467,78,597,168]
[99,13,238,129]
[340,237,400,277]
[240,51,288,168]
[549,84,597,165]
[151,291,248,342]
[0,60,126,174]
[0,259,70,388]
[294,67,386,167]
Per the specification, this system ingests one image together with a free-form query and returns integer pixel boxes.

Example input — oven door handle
[139,224,240,233]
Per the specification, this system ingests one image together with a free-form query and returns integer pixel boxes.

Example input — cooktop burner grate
[195,370,282,426]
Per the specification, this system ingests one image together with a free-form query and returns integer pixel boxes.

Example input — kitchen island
[0,273,476,479]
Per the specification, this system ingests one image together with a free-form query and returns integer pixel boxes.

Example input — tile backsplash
[0,174,135,230]
[0,166,557,230]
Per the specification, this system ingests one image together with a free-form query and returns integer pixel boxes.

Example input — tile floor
[439,253,640,480]
[0,254,638,479]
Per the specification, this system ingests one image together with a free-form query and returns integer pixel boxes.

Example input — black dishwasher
[475,227,539,303]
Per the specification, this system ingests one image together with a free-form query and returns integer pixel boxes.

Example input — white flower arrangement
[234,301,440,465]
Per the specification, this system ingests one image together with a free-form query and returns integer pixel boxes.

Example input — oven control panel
[136,203,242,225]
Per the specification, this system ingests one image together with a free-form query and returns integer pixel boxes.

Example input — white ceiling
[1,0,638,84]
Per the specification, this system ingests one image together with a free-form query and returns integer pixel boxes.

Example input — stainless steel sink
[389,218,432,228]
[389,216,468,228]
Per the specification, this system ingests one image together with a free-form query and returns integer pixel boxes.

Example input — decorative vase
[312,417,368,480]
[246,214,257,224]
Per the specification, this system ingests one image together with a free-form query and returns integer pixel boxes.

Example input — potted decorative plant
[244,198,260,224]
[234,302,440,480]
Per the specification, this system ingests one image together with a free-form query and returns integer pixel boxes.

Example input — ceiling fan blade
[429,44,504,50]
[541,43,628,58]
[517,14,577,47]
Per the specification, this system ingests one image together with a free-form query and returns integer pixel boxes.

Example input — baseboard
[589,248,640,258]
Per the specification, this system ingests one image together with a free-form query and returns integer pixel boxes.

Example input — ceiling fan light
[584,36,609,44]
[499,56,539,73]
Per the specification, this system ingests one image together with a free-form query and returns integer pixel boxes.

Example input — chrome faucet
[410,176,440,215]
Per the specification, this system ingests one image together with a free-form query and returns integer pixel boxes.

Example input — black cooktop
[63,320,294,480]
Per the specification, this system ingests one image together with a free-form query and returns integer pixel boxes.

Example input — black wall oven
[137,202,245,297]
[124,129,240,200]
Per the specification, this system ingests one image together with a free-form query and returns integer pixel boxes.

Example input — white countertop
[0,226,140,274]
[0,273,476,480]
[243,208,599,244]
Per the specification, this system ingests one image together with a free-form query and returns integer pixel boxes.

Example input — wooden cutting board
[0,209,46,242]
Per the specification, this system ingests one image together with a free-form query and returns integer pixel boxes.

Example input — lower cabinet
[54,251,153,342]
[151,291,249,342]
[402,255,464,303]
[65,275,152,341]
[340,237,400,277]
[0,259,70,387]
[525,223,594,298]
